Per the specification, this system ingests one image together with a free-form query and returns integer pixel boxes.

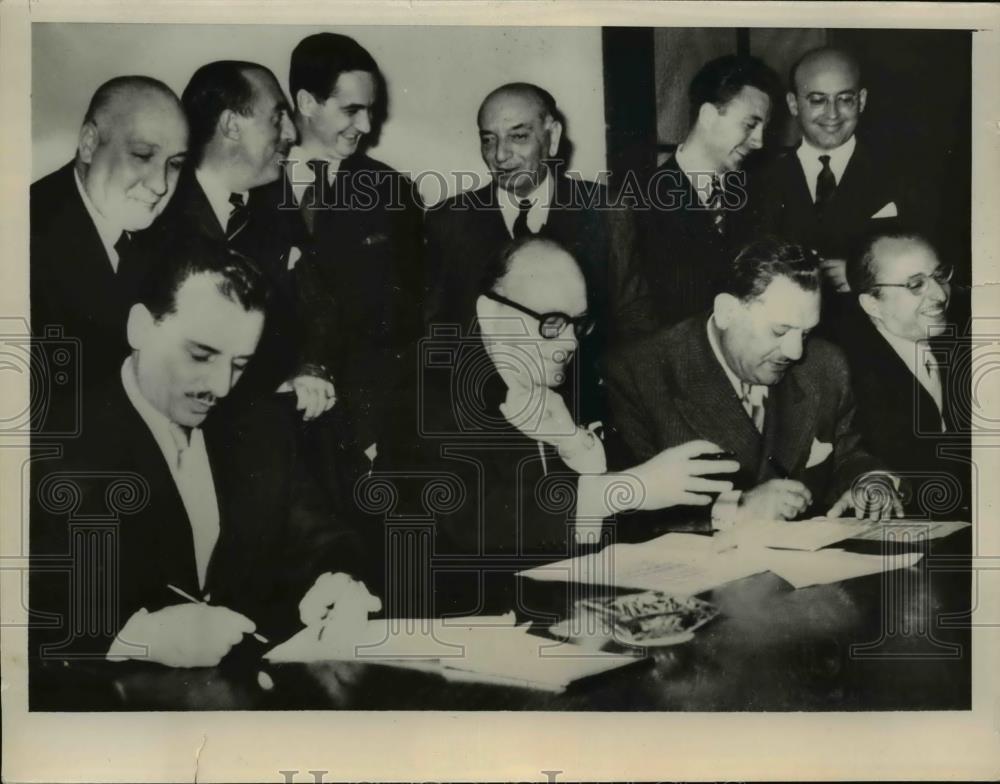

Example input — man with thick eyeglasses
[374,236,738,617]
[838,232,971,519]
[750,47,933,306]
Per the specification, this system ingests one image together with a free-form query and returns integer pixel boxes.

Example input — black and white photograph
[2,1,999,782]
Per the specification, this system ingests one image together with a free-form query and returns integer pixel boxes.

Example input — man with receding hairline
[31,75,188,395]
[750,46,929,300]
[424,81,654,352]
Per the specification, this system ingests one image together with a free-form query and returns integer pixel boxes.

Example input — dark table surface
[31,530,972,712]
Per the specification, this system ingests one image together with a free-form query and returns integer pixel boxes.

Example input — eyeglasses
[805,92,861,111]
[868,265,954,296]
[484,291,595,339]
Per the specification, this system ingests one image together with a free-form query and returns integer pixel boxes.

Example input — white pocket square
[805,438,833,469]
[286,246,303,270]
[871,202,898,219]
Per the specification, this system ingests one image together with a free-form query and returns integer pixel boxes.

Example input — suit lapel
[762,368,816,480]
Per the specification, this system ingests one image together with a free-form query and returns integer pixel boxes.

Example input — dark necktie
[226,192,249,241]
[512,198,533,239]
[300,159,329,236]
[707,175,726,235]
[815,154,837,208]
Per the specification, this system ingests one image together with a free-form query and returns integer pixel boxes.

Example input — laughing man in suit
[750,47,927,298]
[607,237,901,534]
[838,232,971,519]
[31,76,188,388]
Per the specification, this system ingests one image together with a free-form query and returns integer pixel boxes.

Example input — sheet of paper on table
[517,533,772,595]
[732,518,971,551]
[759,548,924,589]
[265,613,641,692]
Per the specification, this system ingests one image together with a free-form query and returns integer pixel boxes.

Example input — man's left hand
[827,472,904,521]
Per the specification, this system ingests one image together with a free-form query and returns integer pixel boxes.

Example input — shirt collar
[875,323,931,377]
[195,167,247,233]
[706,315,768,404]
[74,166,125,272]
[121,356,196,469]
[797,134,856,176]
[674,146,723,206]
[286,144,343,195]
[497,167,554,235]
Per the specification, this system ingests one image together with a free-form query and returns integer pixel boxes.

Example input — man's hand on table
[827,471,904,521]
[107,603,256,668]
[738,479,813,520]
[299,572,382,639]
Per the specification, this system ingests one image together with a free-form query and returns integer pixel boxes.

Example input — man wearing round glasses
[751,47,927,300]
[839,232,970,519]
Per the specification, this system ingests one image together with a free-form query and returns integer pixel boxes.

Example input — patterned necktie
[300,159,329,236]
[226,193,249,241]
[815,154,837,208]
[512,198,533,239]
[741,382,766,433]
[708,174,726,235]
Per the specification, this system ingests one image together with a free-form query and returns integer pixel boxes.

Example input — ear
[218,108,241,142]
[697,101,719,129]
[77,121,99,164]
[786,92,799,118]
[857,87,868,114]
[295,89,317,118]
[126,303,155,351]
[544,117,563,157]
[858,291,881,322]
[713,292,739,329]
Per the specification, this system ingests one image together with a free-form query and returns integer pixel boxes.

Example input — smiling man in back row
[607,236,902,535]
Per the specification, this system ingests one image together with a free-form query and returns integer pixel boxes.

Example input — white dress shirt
[195,167,248,233]
[121,357,221,589]
[497,169,554,237]
[796,135,857,203]
[74,168,125,272]
[876,326,946,432]
[285,144,343,205]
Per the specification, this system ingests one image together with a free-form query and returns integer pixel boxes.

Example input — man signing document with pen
[31,237,379,675]
[606,237,902,537]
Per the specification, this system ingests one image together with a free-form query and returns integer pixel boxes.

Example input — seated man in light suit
[30,236,378,689]
[606,237,901,535]
[838,231,971,519]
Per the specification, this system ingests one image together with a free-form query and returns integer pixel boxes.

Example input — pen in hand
[166,583,269,644]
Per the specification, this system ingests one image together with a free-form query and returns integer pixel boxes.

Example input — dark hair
[719,237,821,302]
[289,33,379,106]
[82,75,180,126]
[479,235,582,295]
[848,230,934,296]
[788,47,863,94]
[139,234,271,321]
[181,61,271,166]
[688,55,780,125]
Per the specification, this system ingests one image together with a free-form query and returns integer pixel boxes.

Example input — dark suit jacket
[605,314,882,534]
[29,376,362,669]
[30,162,145,432]
[134,167,303,403]
[264,153,424,449]
[834,301,972,520]
[372,336,601,616]
[639,155,756,326]
[748,139,930,263]
[423,173,656,343]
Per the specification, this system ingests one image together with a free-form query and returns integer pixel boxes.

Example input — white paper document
[758,548,924,589]
[732,518,970,551]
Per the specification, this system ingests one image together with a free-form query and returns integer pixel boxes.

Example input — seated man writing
[30,236,378,682]
[606,236,901,535]
[374,235,738,617]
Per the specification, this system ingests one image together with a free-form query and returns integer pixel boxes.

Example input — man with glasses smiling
[751,47,928,303]
[838,232,971,519]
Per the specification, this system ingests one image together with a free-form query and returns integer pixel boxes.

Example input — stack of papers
[265,614,642,692]
[736,518,969,551]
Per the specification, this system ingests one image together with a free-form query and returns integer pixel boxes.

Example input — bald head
[478,237,588,389]
[477,83,563,198]
[787,47,866,150]
[77,76,188,232]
